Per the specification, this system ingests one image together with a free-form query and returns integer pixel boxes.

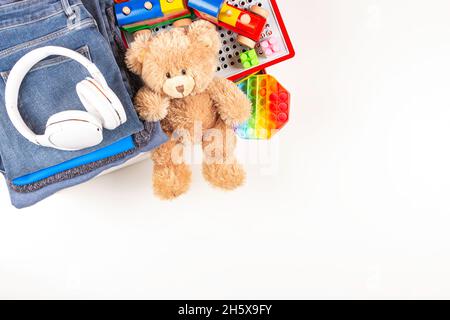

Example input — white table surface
[1,0,450,299]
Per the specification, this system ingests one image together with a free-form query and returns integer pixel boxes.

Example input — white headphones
[4,46,127,151]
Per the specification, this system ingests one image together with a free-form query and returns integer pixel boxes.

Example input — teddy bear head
[126,20,221,99]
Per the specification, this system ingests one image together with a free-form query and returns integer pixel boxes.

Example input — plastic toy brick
[115,0,163,26]
[240,49,259,69]
[218,3,240,26]
[258,37,281,57]
[236,74,290,140]
[115,0,192,31]
[188,0,223,19]
[160,0,186,15]
[188,0,268,48]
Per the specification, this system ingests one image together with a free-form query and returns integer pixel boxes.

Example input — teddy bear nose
[176,85,185,93]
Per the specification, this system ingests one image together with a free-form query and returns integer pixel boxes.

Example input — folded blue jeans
[7,121,167,209]
[0,0,144,180]
[8,120,161,190]
[81,0,143,96]
[12,136,136,186]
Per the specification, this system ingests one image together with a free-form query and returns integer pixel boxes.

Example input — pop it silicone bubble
[236,74,290,139]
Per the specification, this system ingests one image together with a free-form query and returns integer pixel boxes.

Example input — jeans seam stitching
[0,0,80,10]
[0,19,94,59]
[0,3,84,32]
[0,45,91,82]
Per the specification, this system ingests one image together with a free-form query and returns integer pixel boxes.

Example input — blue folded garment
[7,121,167,209]
[81,0,143,96]
[12,136,135,186]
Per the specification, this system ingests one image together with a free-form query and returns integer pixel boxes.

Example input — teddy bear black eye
[166,72,171,79]
[181,69,187,75]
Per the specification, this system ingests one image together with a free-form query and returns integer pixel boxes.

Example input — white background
[1,0,450,299]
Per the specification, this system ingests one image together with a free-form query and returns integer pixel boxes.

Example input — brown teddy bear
[126,21,252,199]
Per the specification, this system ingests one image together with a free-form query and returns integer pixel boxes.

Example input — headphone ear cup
[99,83,127,125]
[76,79,121,130]
[46,110,102,128]
[45,110,103,151]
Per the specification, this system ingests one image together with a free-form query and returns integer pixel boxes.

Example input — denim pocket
[0,45,92,135]
[0,45,91,82]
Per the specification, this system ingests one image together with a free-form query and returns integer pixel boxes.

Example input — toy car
[115,0,193,32]
[187,0,269,48]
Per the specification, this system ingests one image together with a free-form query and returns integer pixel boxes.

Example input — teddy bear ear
[125,30,153,75]
[187,20,220,52]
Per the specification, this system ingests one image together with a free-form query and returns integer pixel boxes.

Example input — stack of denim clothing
[0,0,167,208]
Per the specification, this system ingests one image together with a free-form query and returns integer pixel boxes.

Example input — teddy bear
[125,21,252,199]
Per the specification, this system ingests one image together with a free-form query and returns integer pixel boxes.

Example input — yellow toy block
[160,0,186,15]
[218,3,241,27]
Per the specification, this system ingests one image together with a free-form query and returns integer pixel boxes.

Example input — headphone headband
[4,46,109,147]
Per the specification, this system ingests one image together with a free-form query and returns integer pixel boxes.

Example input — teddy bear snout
[163,76,195,99]
[176,85,185,94]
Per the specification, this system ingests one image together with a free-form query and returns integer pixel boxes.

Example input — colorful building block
[240,49,260,69]
[258,37,281,57]
[235,75,290,140]
[160,0,186,15]
[218,2,241,26]
[188,0,224,19]
[115,0,164,27]
[115,0,192,32]
[188,0,268,48]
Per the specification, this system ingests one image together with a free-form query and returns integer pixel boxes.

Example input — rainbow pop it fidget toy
[236,74,290,139]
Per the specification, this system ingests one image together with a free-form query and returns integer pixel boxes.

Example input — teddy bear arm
[208,77,252,127]
[133,87,170,122]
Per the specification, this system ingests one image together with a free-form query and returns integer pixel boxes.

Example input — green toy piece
[122,13,194,33]
[240,49,260,69]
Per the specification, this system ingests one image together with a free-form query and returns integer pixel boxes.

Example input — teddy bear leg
[152,136,192,200]
[202,120,246,190]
